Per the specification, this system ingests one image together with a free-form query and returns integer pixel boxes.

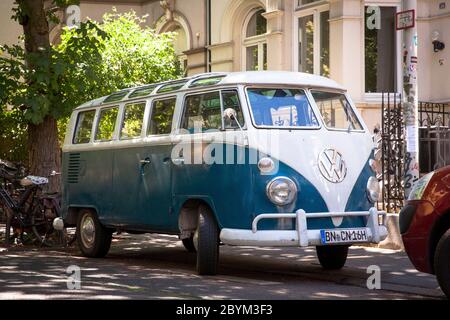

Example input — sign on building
[396,9,415,30]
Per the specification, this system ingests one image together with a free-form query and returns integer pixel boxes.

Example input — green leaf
[1,8,182,146]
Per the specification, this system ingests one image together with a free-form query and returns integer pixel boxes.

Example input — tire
[316,245,349,270]
[76,209,112,258]
[195,204,219,275]
[182,236,196,253]
[31,203,63,247]
[434,229,450,299]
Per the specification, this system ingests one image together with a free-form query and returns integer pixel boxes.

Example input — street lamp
[432,31,445,52]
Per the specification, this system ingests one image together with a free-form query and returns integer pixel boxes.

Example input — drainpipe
[205,0,211,72]
[401,0,419,199]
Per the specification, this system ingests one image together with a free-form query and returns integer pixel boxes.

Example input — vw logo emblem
[318,148,347,183]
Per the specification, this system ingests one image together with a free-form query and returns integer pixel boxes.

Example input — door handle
[140,158,151,165]
[172,158,185,165]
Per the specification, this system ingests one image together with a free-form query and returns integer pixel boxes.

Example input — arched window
[246,9,267,37]
[166,24,188,72]
[170,25,187,55]
[243,9,267,71]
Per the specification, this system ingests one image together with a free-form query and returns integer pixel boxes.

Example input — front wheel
[182,236,196,253]
[434,229,450,299]
[316,245,349,270]
[77,209,112,258]
[195,205,219,275]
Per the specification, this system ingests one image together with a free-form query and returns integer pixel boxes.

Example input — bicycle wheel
[31,201,64,247]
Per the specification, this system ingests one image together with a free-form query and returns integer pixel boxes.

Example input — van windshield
[311,91,363,131]
[247,88,319,128]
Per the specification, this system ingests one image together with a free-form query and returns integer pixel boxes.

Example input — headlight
[408,172,434,200]
[266,177,297,206]
[367,176,380,203]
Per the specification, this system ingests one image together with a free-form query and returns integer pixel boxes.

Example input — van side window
[181,92,222,133]
[222,90,245,129]
[73,110,96,144]
[95,107,119,141]
[148,98,176,135]
[120,102,146,139]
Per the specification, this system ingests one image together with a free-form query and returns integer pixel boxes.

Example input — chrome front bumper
[220,207,388,247]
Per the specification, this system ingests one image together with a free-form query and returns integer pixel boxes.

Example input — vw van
[57,71,388,275]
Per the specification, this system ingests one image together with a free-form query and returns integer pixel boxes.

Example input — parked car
[400,166,450,298]
[54,71,387,275]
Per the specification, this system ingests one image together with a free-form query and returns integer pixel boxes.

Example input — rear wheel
[77,209,112,258]
[434,229,450,299]
[316,245,349,270]
[31,202,63,247]
[195,205,219,275]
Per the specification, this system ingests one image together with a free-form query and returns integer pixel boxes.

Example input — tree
[0,110,27,163]
[0,1,182,191]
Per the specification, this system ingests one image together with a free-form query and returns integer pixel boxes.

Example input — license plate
[320,228,369,244]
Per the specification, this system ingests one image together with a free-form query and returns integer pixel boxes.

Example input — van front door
[172,90,251,229]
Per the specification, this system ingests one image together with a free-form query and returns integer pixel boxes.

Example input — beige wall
[79,2,143,22]
[1,0,449,119]
[0,0,23,47]
[329,0,364,102]
[418,0,450,103]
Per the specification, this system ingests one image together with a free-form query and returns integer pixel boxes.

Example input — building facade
[1,0,449,131]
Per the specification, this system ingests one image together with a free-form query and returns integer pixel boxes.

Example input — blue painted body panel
[112,143,175,230]
[62,143,373,232]
[62,150,115,223]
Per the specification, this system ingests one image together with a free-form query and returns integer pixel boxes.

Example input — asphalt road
[0,233,446,300]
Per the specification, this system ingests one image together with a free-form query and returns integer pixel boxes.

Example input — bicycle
[0,160,64,247]
[38,181,77,247]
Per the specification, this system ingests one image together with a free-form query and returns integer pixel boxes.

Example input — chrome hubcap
[80,215,95,249]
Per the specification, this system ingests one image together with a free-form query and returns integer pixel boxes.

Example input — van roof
[75,71,345,110]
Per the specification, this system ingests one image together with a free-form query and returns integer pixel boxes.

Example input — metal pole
[401,0,419,199]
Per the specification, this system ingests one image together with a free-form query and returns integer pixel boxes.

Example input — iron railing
[379,99,450,213]
[380,93,404,213]
[418,102,450,174]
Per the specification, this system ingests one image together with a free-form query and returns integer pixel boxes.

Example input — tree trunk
[18,0,61,192]
[28,116,61,193]
[19,0,50,53]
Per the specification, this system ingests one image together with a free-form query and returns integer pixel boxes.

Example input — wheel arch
[177,197,221,239]
[429,211,450,274]
[65,205,99,226]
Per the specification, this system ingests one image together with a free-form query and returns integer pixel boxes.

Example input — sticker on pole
[396,10,415,30]
[406,125,418,153]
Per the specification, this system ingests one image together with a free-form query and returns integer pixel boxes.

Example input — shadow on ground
[0,231,445,300]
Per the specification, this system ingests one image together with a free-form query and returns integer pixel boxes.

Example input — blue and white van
[57,71,387,275]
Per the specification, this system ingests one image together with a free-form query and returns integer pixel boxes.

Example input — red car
[400,166,450,298]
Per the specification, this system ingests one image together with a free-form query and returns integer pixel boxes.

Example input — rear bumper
[220,207,387,247]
